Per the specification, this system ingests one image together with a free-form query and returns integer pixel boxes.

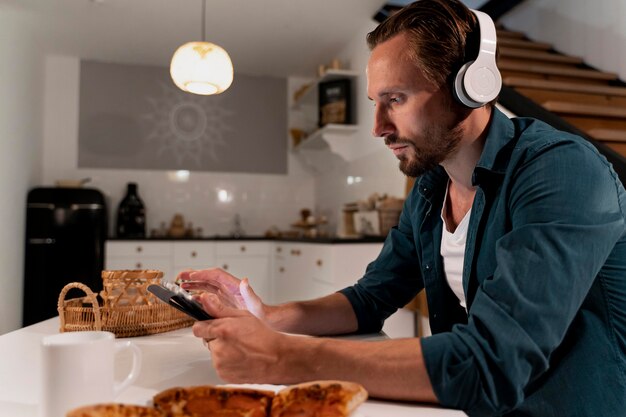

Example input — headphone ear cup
[453,61,481,108]
[464,61,501,105]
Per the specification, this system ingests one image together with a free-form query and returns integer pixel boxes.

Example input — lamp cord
[201,0,206,42]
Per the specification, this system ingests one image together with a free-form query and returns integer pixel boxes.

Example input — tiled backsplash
[58,169,316,238]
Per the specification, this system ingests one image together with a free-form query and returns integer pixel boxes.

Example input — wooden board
[515,88,626,108]
[498,37,552,50]
[542,101,626,118]
[587,128,626,143]
[499,47,583,64]
[498,59,617,81]
[504,77,626,97]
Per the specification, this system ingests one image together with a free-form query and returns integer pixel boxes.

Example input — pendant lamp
[170,0,233,95]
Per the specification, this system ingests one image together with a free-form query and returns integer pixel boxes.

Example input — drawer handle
[276,246,282,253]
[136,246,142,253]
[135,262,142,269]
[240,245,246,252]
[191,251,197,258]
[223,264,229,270]
[279,267,285,273]
[316,259,323,267]
[291,249,301,256]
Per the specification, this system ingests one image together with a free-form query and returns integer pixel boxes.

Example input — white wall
[311,20,408,232]
[0,10,44,334]
[501,0,626,80]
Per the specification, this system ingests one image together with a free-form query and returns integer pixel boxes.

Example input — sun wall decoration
[141,81,234,166]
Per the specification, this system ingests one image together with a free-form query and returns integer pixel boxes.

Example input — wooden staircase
[496,27,626,159]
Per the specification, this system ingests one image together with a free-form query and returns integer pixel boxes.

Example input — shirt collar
[474,106,516,177]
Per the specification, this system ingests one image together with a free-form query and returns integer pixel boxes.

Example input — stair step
[542,101,626,118]
[499,47,583,65]
[560,115,626,132]
[515,88,626,108]
[504,77,626,97]
[587,129,626,143]
[499,60,618,81]
[498,37,553,50]
[496,29,526,39]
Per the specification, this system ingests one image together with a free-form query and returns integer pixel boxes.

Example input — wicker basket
[58,270,194,337]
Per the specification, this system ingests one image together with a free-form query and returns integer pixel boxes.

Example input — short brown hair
[367,0,479,92]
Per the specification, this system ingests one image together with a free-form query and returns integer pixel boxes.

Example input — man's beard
[385,121,463,177]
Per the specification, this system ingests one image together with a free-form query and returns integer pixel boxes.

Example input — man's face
[367,33,464,177]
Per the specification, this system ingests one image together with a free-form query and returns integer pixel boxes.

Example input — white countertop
[0,318,465,417]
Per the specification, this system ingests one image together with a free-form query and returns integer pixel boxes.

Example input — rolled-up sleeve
[340,194,424,333]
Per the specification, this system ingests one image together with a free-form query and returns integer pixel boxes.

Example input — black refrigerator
[23,187,107,326]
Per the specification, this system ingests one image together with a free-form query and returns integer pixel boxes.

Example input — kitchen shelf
[290,69,360,164]
[292,69,360,109]
[294,124,359,161]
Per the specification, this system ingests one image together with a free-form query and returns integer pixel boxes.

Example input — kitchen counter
[108,235,387,244]
[1,318,466,417]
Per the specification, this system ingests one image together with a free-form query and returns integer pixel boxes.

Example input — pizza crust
[66,403,163,417]
[271,380,368,417]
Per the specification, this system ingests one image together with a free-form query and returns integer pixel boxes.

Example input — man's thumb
[240,278,264,317]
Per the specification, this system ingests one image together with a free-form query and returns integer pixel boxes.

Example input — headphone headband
[452,9,502,108]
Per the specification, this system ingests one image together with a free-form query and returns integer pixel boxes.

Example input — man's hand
[192,292,292,384]
[179,268,266,320]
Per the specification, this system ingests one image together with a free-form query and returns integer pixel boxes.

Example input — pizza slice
[66,403,164,417]
[270,380,368,417]
[153,385,275,417]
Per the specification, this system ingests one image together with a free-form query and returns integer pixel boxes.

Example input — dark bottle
[116,183,146,238]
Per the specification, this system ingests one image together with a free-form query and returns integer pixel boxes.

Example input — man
[185,0,626,415]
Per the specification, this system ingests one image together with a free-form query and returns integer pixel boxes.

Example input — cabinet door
[172,242,216,276]
[329,244,382,289]
[216,242,270,257]
[105,241,173,280]
[212,242,272,303]
[272,243,307,303]
[219,256,272,303]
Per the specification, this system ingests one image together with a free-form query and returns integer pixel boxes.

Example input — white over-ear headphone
[453,9,502,108]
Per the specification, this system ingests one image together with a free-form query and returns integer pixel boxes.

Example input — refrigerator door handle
[28,238,56,245]
[69,204,105,210]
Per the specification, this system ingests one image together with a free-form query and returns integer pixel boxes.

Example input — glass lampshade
[170,41,234,95]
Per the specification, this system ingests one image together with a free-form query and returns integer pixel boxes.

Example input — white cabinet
[105,240,414,337]
[271,242,415,338]
[216,242,272,303]
[272,242,383,303]
[105,240,270,298]
[105,241,173,281]
[173,242,216,277]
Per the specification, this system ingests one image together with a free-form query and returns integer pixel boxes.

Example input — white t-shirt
[440,183,471,310]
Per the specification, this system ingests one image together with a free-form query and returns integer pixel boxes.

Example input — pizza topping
[154,386,274,417]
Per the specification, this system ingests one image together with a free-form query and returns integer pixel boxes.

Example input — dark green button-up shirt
[340,108,626,416]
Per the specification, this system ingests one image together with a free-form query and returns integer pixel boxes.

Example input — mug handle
[113,341,142,397]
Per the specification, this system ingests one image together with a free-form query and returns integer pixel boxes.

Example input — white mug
[40,331,142,417]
